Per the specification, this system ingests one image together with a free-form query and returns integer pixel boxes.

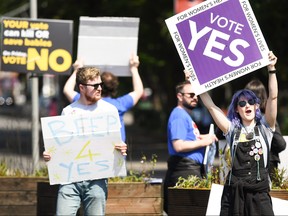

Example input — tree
[1,0,288,134]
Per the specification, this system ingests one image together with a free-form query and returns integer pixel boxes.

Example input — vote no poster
[41,111,126,185]
[0,17,73,75]
[166,0,269,95]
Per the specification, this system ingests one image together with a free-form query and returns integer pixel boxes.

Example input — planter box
[36,182,59,216]
[168,188,210,216]
[37,181,163,216]
[270,189,288,200]
[1,177,285,216]
[0,177,48,216]
[107,182,163,215]
[0,178,162,215]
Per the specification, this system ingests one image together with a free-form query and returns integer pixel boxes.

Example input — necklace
[242,125,254,140]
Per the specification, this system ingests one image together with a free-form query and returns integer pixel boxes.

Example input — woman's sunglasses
[238,99,256,107]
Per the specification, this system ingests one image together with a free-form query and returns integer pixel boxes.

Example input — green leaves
[271,168,288,190]
[109,154,158,183]
[174,175,211,189]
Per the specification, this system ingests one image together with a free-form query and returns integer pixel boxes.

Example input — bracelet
[269,70,276,74]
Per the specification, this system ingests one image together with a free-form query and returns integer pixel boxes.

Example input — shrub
[0,154,159,183]
[109,154,158,183]
[271,168,288,190]
[174,167,220,189]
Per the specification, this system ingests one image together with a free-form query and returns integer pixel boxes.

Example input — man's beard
[84,92,100,104]
[183,101,196,110]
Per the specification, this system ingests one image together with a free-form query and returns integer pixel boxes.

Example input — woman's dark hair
[245,79,267,113]
[101,72,119,97]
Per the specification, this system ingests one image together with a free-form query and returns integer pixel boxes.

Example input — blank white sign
[77,16,139,76]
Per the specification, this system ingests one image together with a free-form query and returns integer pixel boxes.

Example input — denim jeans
[56,178,108,216]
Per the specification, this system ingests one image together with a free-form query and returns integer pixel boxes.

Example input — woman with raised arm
[199,51,278,215]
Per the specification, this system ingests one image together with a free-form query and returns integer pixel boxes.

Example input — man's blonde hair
[76,67,101,86]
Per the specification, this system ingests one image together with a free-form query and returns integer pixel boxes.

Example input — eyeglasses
[238,99,256,107]
[181,92,196,98]
[81,82,104,89]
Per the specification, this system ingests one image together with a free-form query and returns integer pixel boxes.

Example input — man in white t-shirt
[43,66,127,215]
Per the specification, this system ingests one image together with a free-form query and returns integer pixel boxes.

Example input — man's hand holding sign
[42,111,127,185]
[40,19,131,215]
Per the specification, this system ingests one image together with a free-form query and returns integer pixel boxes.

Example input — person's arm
[265,51,278,130]
[186,70,230,134]
[128,54,144,105]
[271,122,287,153]
[63,59,83,103]
[172,133,217,152]
[199,92,230,134]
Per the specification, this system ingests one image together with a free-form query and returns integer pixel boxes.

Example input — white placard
[203,124,216,176]
[279,136,288,177]
[271,197,288,215]
[206,183,222,216]
[77,16,139,76]
[41,111,126,185]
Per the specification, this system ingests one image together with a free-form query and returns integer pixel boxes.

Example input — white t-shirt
[62,99,118,117]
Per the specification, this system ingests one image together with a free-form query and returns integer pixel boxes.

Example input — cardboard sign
[77,16,139,76]
[166,0,269,95]
[0,17,73,75]
[206,183,222,215]
[279,136,288,178]
[41,111,126,185]
[203,124,216,175]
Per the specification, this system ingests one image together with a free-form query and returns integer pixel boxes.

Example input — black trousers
[163,155,203,213]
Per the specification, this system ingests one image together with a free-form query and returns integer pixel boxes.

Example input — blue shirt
[72,93,133,142]
[167,107,204,164]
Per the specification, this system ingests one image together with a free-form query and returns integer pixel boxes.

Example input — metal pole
[30,0,39,173]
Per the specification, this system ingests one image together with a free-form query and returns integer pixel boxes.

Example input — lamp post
[30,0,40,173]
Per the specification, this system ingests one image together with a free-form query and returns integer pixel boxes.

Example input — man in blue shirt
[163,80,217,213]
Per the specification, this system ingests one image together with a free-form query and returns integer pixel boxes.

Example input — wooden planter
[270,189,288,200]
[168,188,210,216]
[37,181,163,216]
[1,177,285,216]
[0,177,162,216]
[0,177,48,216]
[107,182,163,215]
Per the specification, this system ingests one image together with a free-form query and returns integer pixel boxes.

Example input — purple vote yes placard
[166,0,269,94]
